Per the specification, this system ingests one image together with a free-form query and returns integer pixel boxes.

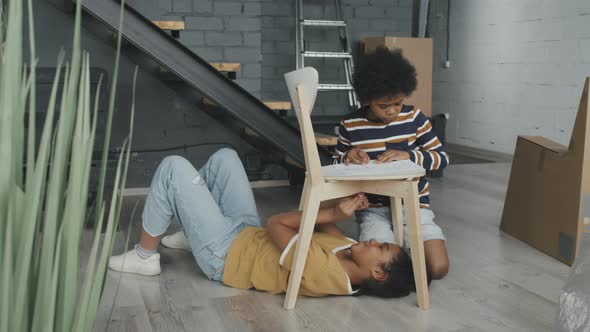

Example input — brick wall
[261,0,413,118]
[129,0,413,117]
[428,0,590,154]
[33,0,259,187]
[153,0,263,97]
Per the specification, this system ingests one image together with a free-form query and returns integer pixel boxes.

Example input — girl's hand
[375,150,410,164]
[344,147,370,165]
[334,193,369,219]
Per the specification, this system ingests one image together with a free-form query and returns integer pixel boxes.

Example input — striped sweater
[334,105,449,208]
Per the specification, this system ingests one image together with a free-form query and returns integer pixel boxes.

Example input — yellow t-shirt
[223,227,357,297]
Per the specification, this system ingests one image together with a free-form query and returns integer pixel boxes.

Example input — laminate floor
[93,163,572,332]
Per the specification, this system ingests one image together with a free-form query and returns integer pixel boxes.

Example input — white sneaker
[161,231,191,251]
[108,248,161,276]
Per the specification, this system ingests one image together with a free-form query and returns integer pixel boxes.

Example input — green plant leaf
[1,0,133,330]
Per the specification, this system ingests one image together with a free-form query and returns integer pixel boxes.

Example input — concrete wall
[428,0,590,154]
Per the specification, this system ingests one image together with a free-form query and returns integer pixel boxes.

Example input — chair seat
[322,160,425,180]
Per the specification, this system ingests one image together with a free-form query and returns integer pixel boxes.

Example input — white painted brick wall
[429,0,590,154]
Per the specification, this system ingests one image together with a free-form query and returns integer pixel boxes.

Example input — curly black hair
[353,47,417,104]
[355,247,419,298]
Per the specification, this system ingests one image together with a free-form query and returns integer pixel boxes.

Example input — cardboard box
[363,37,433,117]
[500,78,590,265]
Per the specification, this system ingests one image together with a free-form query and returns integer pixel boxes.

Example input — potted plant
[0,0,135,330]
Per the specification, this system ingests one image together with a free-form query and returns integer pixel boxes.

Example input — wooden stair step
[244,127,336,147]
[262,101,291,110]
[314,132,338,146]
[209,62,241,73]
[200,97,291,112]
[150,23,240,76]
[160,62,240,80]
[152,20,185,30]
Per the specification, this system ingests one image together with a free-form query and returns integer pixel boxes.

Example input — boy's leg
[402,209,449,279]
[357,207,449,279]
[356,207,396,244]
[424,240,449,280]
[198,148,261,227]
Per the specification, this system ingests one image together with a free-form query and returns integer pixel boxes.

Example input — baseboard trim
[122,187,150,196]
[249,180,290,189]
[122,180,291,197]
[445,143,513,163]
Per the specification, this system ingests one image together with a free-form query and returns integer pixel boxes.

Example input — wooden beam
[314,132,338,146]
[262,101,291,110]
[123,180,291,196]
[161,62,240,76]
[152,20,185,30]
[209,62,241,72]
[201,98,292,113]
[250,180,290,188]
[245,128,336,147]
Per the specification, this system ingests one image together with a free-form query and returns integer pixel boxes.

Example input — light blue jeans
[356,207,446,250]
[142,149,261,281]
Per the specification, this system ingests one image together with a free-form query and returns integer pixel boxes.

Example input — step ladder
[295,0,360,111]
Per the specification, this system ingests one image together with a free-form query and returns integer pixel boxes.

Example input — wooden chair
[283,67,430,310]
[501,77,590,265]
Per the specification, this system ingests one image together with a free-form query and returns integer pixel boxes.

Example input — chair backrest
[284,67,323,182]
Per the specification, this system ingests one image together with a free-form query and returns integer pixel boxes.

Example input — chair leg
[404,182,430,310]
[284,188,321,310]
[298,176,310,211]
[389,197,404,247]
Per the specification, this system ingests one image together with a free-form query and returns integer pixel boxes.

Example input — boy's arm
[333,121,352,164]
[409,109,450,171]
[267,194,367,251]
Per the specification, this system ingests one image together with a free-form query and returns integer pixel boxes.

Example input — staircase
[77,0,333,166]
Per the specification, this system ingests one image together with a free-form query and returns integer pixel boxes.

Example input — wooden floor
[94,162,571,332]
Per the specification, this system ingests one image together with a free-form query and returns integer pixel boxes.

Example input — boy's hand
[333,193,369,219]
[344,147,370,165]
[375,150,410,164]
